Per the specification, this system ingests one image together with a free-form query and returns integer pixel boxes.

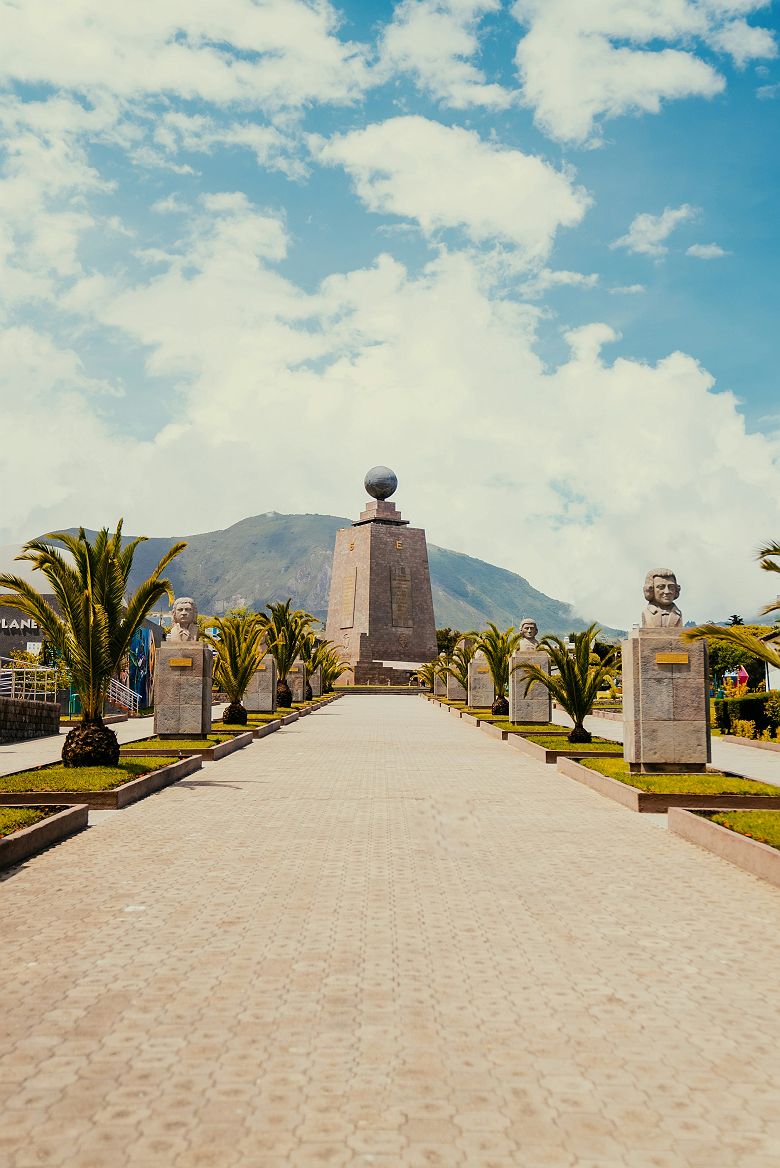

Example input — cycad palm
[516,624,617,743]
[445,634,477,693]
[684,541,780,669]
[264,600,315,707]
[206,612,268,725]
[476,623,524,715]
[319,644,351,692]
[0,522,185,765]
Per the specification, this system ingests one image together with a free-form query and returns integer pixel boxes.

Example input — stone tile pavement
[2,696,780,1167]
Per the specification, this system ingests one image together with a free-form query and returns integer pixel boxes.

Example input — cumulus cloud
[378,0,512,109]
[686,242,729,259]
[611,204,698,257]
[0,0,370,110]
[511,0,776,143]
[313,116,590,261]
[3,193,779,628]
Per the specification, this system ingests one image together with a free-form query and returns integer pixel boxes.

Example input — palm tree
[684,541,780,669]
[728,614,744,625]
[205,611,268,725]
[515,624,617,743]
[476,623,524,715]
[301,634,342,699]
[319,644,351,692]
[445,634,477,694]
[416,661,437,690]
[264,600,315,708]
[0,523,185,766]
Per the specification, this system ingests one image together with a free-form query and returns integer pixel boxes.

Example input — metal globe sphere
[364,466,398,500]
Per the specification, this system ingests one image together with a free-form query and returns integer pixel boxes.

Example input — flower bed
[0,756,201,809]
[558,756,780,813]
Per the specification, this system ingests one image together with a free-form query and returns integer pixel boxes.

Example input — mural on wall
[128,627,156,708]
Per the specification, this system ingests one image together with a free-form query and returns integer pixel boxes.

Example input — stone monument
[623,569,710,772]
[446,670,466,702]
[154,597,212,736]
[468,650,494,709]
[324,467,438,685]
[309,665,323,699]
[433,667,447,697]
[288,659,306,704]
[244,654,277,714]
[509,618,551,724]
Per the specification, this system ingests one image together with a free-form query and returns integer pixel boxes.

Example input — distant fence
[0,658,59,704]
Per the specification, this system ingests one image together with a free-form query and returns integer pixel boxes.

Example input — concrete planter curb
[718,734,780,755]
[481,723,568,743]
[0,755,202,810]
[557,756,780,813]
[122,732,253,761]
[669,808,780,888]
[508,736,622,764]
[280,712,299,725]
[0,805,89,870]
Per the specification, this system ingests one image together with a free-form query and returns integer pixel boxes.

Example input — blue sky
[0,0,779,626]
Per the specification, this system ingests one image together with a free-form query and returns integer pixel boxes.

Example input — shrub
[724,692,772,734]
[765,690,780,729]
[733,719,757,740]
[713,699,730,732]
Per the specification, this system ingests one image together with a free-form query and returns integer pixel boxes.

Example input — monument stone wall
[509,651,551,724]
[244,658,277,713]
[468,652,494,709]
[446,673,466,702]
[154,642,212,736]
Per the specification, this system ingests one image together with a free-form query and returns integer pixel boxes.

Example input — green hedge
[716,691,778,734]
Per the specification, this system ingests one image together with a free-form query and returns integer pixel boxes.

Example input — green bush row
[714,691,780,734]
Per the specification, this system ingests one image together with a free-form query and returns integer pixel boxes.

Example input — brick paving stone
[2,695,780,1166]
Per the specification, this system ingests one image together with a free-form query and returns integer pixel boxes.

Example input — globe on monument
[364,465,398,501]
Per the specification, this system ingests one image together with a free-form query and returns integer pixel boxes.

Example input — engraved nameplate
[340,565,357,629]
[169,658,193,668]
[477,668,490,674]
[256,665,266,672]
[656,652,689,664]
[390,564,413,628]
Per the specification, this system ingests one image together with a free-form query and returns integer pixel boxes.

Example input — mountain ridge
[10,512,623,637]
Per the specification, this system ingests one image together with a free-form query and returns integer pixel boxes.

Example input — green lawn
[0,807,52,838]
[710,811,780,849]
[120,734,234,751]
[0,761,153,794]
[525,735,622,752]
[492,721,565,734]
[581,757,779,795]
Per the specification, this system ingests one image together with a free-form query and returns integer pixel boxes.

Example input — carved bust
[517,618,540,652]
[168,596,199,641]
[641,569,682,628]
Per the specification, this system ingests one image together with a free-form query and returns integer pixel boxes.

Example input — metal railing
[0,657,59,703]
[107,677,140,715]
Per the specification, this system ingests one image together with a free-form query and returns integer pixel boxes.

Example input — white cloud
[519,268,599,298]
[378,0,512,109]
[609,283,646,294]
[686,242,728,259]
[511,0,776,143]
[611,204,698,256]
[313,116,590,261]
[4,194,780,628]
[0,1,370,110]
[152,112,307,180]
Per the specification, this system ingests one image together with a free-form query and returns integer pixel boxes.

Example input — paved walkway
[2,696,780,1167]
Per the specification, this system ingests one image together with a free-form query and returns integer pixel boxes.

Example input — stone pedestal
[623,629,710,773]
[446,673,466,702]
[433,672,447,697]
[509,651,551,724]
[309,665,323,698]
[288,660,306,703]
[154,642,212,736]
[244,658,277,713]
[468,652,494,709]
